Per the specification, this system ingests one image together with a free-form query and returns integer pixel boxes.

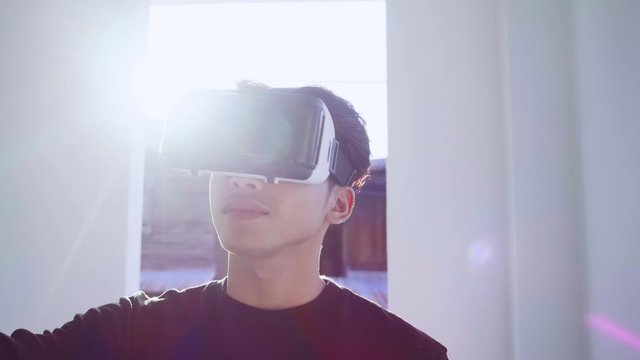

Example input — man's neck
[225,244,326,310]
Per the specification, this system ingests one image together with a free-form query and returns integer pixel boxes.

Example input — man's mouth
[222,199,270,219]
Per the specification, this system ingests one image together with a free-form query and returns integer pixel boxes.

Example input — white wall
[574,1,640,359]
[0,1,148,333]
[503,1,588,359]
[387,0,639,359]
[387,1,511,359]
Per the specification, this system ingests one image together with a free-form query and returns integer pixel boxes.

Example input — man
[0,83,447,359]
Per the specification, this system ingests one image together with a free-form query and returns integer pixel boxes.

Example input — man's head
[209,82,371,258]
[233,80,372,190]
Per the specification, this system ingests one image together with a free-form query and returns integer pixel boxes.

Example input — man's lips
[222,198,270,217]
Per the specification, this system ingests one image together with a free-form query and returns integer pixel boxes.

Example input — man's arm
[0,294,146,360]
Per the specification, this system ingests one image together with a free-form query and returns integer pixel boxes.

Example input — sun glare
[135,1,387,158]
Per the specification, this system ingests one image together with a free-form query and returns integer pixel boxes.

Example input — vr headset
[159,90,357,186]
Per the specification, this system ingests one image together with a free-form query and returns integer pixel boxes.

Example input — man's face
[209,175,334,257]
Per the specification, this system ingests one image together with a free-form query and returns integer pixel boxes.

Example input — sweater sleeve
[0,292,149,360]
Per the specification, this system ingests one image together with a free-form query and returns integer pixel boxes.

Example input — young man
[0,83,447,359]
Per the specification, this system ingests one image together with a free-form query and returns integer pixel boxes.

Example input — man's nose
[229,176,264,191]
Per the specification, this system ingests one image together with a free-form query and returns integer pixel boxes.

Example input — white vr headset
[159,90,357,187]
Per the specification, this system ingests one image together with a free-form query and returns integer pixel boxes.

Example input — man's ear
[326,186,356,225]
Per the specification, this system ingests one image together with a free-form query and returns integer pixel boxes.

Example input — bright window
[138,1,387,159]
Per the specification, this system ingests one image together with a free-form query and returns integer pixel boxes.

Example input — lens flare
[588,313,640,351]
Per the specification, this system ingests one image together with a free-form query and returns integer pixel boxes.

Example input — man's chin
[222,240,281,258]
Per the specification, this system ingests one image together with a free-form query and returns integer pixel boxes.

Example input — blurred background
[1,1,638,360]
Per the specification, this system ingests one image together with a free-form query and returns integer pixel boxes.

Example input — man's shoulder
[128,279,222,318]
[327,281,448,359]
[136,280,221,305]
